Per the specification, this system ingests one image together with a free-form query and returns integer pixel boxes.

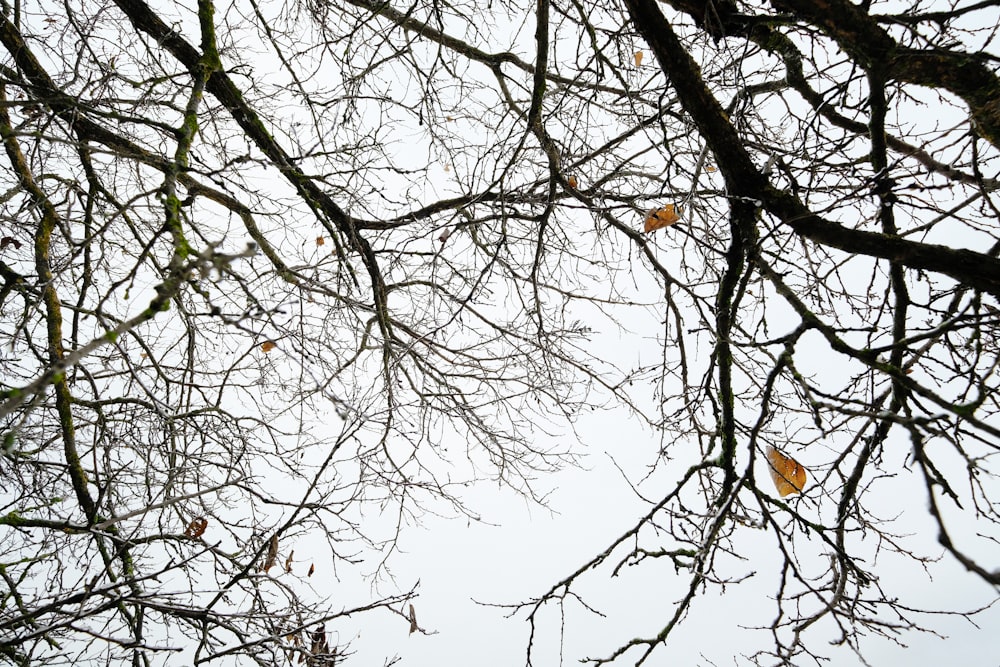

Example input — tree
[0,0,997,665]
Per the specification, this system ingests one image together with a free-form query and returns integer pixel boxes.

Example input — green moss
[1,511,23,526]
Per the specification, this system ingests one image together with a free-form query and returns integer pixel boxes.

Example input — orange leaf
[316,236,325,246]
[184,517,208,538]
[634,50,643,67]
[261,341,277,353]
[567,175,578,189]
[643,204,680,233]
[766,446,807,497]
[706,165,717,172]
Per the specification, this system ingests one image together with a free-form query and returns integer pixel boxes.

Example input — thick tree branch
[624,0,1000,298]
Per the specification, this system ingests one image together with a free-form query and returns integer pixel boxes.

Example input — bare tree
[512,0,1000,664]
[1,0,998,665]
[0,0,574,663]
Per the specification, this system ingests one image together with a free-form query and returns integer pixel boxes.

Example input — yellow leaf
[706,165,717,172]
[643,204,680,233]
[634,51,643,67]
[766,446,807,497]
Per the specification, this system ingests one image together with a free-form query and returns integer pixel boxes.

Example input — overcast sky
[276,376,1000,667]
[6,2,996,665]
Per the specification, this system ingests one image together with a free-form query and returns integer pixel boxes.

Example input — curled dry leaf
[408,604,418,634]
[766,445,807,497]
[567,175,578,189]
[438,228,452,244]
[307,562,315,577]
[262,534,279,572]
[634,50,643,67]
[184,517,208,538]
[643,204,680,233]
[284,549,295,573]
[310,624,328,655]
[316,236,325,246]
[261,341,277,353]
[0,236,22,251]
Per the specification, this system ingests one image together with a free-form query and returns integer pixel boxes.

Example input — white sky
[315,411,1000,666]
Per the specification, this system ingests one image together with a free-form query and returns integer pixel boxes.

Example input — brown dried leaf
[0,236,21,251]
[567,175,578,189]
[634,50,643,67]
[262,534,279,572]
[316,236,325,246]
[261,341,277,353]
[184,517,208,538]
[284,549,295,573]
[408,604,418,634]
[308,562,315,577]
[310,624,328,655]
